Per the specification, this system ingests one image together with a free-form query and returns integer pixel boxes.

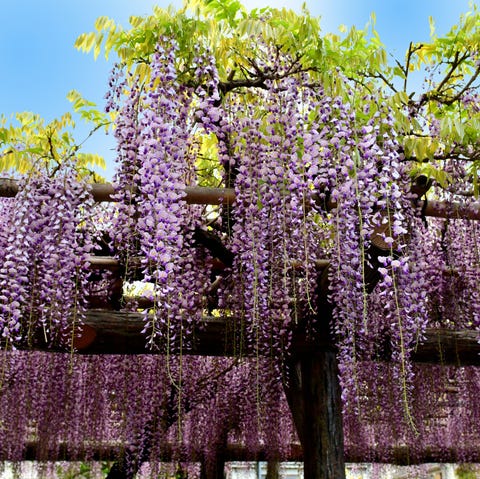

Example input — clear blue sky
[0,0,474,179]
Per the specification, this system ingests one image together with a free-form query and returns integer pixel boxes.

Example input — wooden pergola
[1,178,480,479]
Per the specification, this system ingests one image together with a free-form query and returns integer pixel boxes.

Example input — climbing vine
[1,1,480,477]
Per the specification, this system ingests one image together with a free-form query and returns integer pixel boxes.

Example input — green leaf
[453,117,465,141]
[410,163,452,188]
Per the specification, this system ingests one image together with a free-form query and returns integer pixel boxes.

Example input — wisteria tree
[2,1,480,479]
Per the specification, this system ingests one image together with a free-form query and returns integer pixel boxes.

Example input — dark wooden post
[200,435,228,479]
[301,349,345,479]
[284,345,346,479]
[283,243,392,479]
[200,455,226,479]
[265,461,280,479]
[283,261,346,479]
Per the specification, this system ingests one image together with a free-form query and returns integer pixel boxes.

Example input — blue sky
[0,0,475,178]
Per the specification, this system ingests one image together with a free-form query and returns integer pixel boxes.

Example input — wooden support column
[283,336,345,479]
[265,461,280,479]
[301,349,345,479]
[283,259,346,479]
[105,419,155,479]
[282,242,399,478]
[200,454,226,479]
[200,434,228,479]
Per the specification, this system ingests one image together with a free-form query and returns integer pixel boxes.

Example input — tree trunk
[303,350,345,479]
[265,461,280,479]
[284,347,346,479]
[200,454,226,479]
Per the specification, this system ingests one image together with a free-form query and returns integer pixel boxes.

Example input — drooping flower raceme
[2,28,480,475]
[0,166,93,348]
[111,40,210,350]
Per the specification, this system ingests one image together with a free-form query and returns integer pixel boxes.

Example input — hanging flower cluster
[0,166,93,348]
[0,352,292,470]
[2,20,480,476]
[106,36,480,431]
[194,54,330,369]
[107,63,143,261]
[109,39,210,349]
[308,93,438,418]
[0,351,480,474]
[343,361,480,466]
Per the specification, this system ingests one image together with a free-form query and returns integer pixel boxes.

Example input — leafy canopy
[75,0,480,195]
[0,111,106,179]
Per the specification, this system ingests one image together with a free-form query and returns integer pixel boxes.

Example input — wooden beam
[423,199,480,221]
[19,310,480,365]
[38,311,243,356]
[13,441,480,466]
[87,256,330,274]
[2,179,480,221]
[410,329,480,366]
[0,179,235,205]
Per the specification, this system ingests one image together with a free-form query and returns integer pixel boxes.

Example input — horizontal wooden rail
[2,179,480,220]
[423,199,480,221]
[0,179,236,205]
[87,255,331,270]
[12,441,480,466]
[21,310,479,365]
[87,256,458,276]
